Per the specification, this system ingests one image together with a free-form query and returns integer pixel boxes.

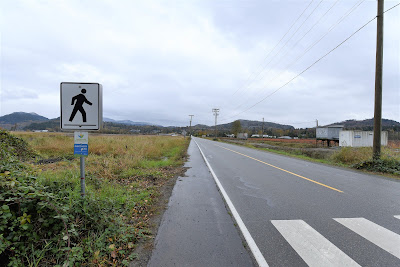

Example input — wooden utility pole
[212,108,219,139]
[373,0,384,160]
[262,117,264,139]
[315,119,318,148]
[189,115,194,137]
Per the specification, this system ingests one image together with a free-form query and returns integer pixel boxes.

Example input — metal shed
[316,125,344,146]
[316,125,344,140]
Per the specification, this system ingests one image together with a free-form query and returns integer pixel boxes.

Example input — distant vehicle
[251,134,260,138]
[225,134,235,138]
[262,135,275,138]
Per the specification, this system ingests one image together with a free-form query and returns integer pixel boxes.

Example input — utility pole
[373,0,384,160]
[262,117,265,139]
[316,119,319,148]
[212,108,219,139]
[189,115,194,137]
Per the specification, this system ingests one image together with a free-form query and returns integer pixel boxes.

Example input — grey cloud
[1,0,398,128]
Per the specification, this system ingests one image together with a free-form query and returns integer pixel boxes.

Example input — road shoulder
[147,139,254,267]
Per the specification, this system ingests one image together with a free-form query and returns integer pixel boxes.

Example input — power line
[244,0,399,104]
[232,0,365,113]
[220,0,370,122]
[285,0,366,73]
[384,2,400,14]
[230,0,341,112]
[229,0,315,98]
[223,0,317,109]
[220,9,381,122]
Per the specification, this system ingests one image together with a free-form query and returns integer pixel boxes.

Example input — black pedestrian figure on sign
[69,89,92,122]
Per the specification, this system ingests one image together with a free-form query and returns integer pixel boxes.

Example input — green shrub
[0,131,142,266]
[353,158,400,175]
[0,130,36,161]
[0,131,66,266]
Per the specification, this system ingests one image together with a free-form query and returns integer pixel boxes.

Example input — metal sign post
[74,131,89,198]
[80,156,85,197]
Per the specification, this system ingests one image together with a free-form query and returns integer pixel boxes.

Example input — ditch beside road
[222,138,337,160]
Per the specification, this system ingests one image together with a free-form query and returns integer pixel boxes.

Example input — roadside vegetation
[221,138,400,177]
[0,130,189,266]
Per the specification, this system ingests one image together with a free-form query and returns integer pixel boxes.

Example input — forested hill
[327,118,400,130]
[194,119,294,130]
[0,112,48,124]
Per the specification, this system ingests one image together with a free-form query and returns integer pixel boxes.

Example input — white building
[339,131,388,147]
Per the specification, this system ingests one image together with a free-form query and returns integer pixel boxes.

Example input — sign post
[74,132,89,197]
[61,83,103,198]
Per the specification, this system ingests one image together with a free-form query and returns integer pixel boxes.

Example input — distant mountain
[326,118,400,130]
[22,116,160,131]
[193,124,210,129]
[194,119,294,130]
[222,119,294,130]
[103,117,158,126]
[0,112,49,124]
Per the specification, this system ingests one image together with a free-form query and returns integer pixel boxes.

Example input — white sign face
[60,82,103,130]
[74,132,89,144]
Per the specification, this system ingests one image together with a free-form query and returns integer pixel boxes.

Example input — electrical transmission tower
[212,108,219,139]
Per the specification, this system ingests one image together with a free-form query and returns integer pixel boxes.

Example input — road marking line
[194,138,269,267]
[272,220,360,267]
[334,217,400,259]
[216,144,343,193]
[395,215,400,220]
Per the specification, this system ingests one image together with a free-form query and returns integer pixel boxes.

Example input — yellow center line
[216,144,343,193]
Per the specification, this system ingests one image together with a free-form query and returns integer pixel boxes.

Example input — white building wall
[339,131,388,147]
[339,131,353,147]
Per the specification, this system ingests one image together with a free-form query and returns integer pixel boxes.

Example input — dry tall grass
[331,146,400,165]
[15,132,188,180]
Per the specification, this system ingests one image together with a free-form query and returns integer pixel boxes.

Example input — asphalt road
[148,139,254,267]
[193,137,400,267]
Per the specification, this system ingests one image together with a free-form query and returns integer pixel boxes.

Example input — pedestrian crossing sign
[60,82,103,130]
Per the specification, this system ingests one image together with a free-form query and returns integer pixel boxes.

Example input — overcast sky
[1,0,399,127]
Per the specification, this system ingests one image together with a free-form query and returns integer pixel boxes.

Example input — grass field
[2,131,189,266]
[17,132,189,179]
[221,137,400,177]
[227,137,400,149]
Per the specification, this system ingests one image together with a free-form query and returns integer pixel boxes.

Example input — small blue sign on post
[74,144,88,156]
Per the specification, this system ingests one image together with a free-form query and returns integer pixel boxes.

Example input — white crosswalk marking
[271,220,361,267]
[334,217,400,259]
[394,215,400,220]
